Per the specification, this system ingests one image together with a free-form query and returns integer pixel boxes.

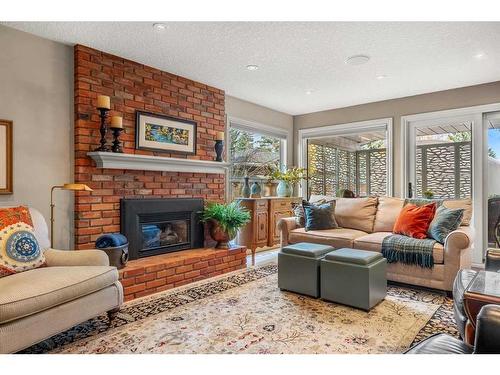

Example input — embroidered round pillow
[0,206,45,278]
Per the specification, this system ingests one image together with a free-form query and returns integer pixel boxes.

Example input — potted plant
[423,190,434,199]
[270,167,308,197]
[201,201,251,249]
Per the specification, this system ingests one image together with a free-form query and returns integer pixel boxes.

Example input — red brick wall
[74,45,226,249]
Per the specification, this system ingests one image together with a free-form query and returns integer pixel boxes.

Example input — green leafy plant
[269,167,308,184]
[423,190,434,199]
[201,201,251,239]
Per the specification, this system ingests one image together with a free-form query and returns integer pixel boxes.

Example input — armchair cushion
[45,249,109,267]
[0,206,45,278]
[0,265,118,324]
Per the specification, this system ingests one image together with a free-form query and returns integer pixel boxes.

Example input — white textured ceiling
[3,22,500,115]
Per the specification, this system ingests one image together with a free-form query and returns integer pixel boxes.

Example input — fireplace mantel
[87,152,230,174]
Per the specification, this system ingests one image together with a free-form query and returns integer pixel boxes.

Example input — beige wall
[0,25,73,249]
[294,81,500,196]
[226,95,294,165]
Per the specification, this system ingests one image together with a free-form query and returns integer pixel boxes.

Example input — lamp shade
[62,183,93,192]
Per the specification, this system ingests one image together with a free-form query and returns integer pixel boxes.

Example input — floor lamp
[50,183,93,248]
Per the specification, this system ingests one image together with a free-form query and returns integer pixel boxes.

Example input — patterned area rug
[23,264,458,354]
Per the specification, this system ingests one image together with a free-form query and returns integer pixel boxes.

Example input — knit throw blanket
[381,198,441,269]
[381,235,436,268]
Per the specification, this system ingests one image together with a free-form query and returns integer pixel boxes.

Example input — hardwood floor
[246,247,279,267]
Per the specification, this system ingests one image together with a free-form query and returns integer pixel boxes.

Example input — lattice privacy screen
[307,141,471,199]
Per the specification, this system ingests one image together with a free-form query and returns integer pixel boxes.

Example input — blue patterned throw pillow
[427,205,464,244]
[0,206,45,278]
[303,200,338,231]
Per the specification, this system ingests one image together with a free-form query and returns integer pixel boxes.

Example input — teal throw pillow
[427,205,464,244]
[303,201,338,231]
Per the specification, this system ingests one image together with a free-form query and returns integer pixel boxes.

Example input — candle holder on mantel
[214,131,225,162]
[94,95,111,152]
[110,115,124,153]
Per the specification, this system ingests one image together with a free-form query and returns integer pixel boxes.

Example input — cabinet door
[256,211,268,243]
[271,210,293,245]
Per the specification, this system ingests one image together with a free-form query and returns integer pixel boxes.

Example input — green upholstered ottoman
[320,248,387,310]
[278,242,335,298]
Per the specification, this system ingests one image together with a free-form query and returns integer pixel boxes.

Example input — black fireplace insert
[120,198,204,260]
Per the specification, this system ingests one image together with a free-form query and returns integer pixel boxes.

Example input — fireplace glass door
[140,219,190,256]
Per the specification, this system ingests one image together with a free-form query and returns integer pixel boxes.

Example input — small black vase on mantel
[214,131,224,162]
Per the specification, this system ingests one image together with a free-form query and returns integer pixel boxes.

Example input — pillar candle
[110,116,123,128]
[216,131,225,141]
[97,95,111,109]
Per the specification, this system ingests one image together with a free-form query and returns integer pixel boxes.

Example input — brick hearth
[119,246,247,301]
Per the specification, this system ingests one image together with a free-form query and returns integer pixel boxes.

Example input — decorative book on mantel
[87,152,230,175]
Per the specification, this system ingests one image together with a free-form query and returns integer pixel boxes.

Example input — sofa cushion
[353,232,444,264]
[393,203,437,239]
[289,227,367,249]
[0,265,118,324]
[428,206,464,244]
[373,197,404,232]
[334,197,378,233]
[442,199,472,226]
[303,200,338,231]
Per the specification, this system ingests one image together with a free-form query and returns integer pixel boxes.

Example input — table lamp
[50,183,93,248]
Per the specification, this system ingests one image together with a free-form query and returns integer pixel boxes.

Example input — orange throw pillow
[393,203,437,239]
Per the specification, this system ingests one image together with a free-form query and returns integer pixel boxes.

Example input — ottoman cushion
[279,242,334,298]
[325,248,382,265]
[282,242,334,258]
[321,247,386,310]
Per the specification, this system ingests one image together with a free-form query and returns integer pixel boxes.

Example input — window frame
[226,116,290,197]
[297,118,393,199]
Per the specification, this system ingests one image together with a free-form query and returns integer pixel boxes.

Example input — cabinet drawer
[256,200,268,211]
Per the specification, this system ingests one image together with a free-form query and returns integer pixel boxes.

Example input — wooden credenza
[236,197,301,263]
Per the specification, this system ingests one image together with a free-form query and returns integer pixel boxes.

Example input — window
[229,125,286,198]
[299,119,392,199]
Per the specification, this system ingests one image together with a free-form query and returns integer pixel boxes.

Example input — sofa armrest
[45,249,110,267]
[445,226,474,252]
[443,226,474,290]
[277,217,299,247]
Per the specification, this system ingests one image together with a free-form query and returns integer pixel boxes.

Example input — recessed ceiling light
[153,23,167,32]
[345,54,370,65]
[376,74,387,80]
[305,90,313,95]
[475,52,486,59]
[246,64,259,71]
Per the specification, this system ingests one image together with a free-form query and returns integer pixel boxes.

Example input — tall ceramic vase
[250,181,261,198]
[241,176,251,198]
[277,180,292,197]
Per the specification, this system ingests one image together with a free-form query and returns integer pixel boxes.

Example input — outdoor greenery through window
[229,127,284,197]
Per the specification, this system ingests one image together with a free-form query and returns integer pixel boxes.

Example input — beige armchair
[0,207,123,353]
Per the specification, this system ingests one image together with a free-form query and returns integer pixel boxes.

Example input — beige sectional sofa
[278,196,473,292]
[0,207,123,353]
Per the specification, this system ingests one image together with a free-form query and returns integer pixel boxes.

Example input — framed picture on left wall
[0,120,13,194]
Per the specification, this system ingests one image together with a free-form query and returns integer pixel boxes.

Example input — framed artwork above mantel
[0,119,13,195]
[135,111,197,155]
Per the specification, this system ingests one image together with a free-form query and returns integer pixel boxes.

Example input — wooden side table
[463,270,500,345]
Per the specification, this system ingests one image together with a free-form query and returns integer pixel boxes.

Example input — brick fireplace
[73,45,246,300]
[73,45,226,249]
